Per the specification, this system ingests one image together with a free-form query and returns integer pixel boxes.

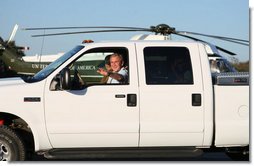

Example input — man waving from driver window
[97,53,128,84]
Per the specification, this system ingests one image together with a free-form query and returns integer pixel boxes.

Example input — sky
[0,0,250,62]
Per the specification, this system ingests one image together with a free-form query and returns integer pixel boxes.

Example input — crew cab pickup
[0,40,249,161]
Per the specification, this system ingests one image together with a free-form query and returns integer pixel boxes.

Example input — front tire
[0,125,26,161]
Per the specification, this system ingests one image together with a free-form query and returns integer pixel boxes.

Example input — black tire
[0,125,26,161]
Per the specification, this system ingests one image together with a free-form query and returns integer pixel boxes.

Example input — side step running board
[43,147,203,160]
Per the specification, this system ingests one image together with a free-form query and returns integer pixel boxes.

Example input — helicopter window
[144,47,193,85]
[217,59,235,72]
[51,47,129,90]
[209,60,220,73]
[209,58,236,73]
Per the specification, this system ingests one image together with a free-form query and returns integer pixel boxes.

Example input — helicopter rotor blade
[31,29,151,37]
[176,33,236,55]
[26,23,245,55]
[212,37,249,46]
[23,26,150,31]
[177,31,249,46]
[214,45,238,56]
[26,23,248,43]
[177,31,249,43]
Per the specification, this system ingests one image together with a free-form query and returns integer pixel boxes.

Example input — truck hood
[0,77,25,86]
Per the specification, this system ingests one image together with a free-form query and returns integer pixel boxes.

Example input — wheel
[0,125,26,161]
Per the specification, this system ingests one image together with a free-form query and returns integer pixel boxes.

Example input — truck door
[136,43,204,146]
[44,44,139,148]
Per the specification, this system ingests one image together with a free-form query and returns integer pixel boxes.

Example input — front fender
[0,79,52,151]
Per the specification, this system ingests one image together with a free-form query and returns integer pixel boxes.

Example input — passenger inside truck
[97,53,128,84]
[49,47,129,91]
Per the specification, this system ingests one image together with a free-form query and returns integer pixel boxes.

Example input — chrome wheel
[0,141,11,161]
[0,126,26,161]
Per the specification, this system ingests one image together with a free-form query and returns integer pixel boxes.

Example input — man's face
[110,56,122,72]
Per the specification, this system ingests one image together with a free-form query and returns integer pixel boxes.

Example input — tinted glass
[144,47,193,85]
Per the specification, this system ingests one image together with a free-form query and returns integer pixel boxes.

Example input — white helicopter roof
[130,34,169,41]
[22,52,64,62]
[131,34,220,56]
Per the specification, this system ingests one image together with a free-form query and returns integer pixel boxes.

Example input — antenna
[39,29,46,68]
[7,24,19,44]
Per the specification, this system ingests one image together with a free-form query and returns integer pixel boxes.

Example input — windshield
[219,59,237,72]
[26,45,84,82]
[210,58,237,73]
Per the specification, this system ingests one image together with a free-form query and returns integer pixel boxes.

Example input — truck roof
[80,39,219,55]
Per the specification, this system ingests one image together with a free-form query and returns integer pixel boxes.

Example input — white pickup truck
[0,40,249,161]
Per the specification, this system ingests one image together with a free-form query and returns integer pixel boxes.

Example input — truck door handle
[115,94,126,98]
[127,94,137,107]
[192,94,201,106]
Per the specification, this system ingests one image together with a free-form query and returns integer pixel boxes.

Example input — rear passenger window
[144,47,193,85]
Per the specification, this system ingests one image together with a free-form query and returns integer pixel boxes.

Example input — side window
[144,47,193,85]
[50,47,129,91]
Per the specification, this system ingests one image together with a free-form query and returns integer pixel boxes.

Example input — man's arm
[107,72,124,82]
[97,68,126,82]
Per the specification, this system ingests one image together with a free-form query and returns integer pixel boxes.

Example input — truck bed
[212,72,249,147]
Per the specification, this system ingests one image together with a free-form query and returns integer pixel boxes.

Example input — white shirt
[107,67,128,84]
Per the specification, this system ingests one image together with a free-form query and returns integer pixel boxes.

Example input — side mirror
[60,68,71,90]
